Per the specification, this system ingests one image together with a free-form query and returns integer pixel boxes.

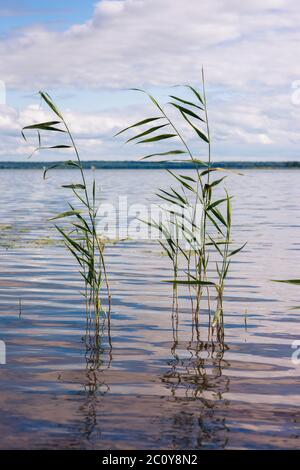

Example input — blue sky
[0,1,94,33]
[0,0,299,161]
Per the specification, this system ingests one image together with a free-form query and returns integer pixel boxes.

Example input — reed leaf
[141,150,186,160]
[39,91,63,119]
[184,85,205,106]
[62,184,86,190]
[164,280,215,286]
[169,95,204,110]
[169,102,205,122]
[49,210,81,220]
[126,124,169,143]
[228,242,247,257]
[114,117,163,136]
[137,133,177,144]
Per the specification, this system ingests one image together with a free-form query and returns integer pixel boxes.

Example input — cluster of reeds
[117,70,245,335]
[22,92,111,327]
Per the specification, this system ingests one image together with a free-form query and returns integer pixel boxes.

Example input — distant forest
[0,161,300,170]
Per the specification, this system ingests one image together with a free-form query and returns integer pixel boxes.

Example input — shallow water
[0,168,299,449]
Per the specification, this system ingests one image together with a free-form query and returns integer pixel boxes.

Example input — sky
[0,0,300,161]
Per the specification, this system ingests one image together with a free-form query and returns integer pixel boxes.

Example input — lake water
[0,168,299,449]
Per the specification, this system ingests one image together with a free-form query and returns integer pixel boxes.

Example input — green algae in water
[0,224,12,231]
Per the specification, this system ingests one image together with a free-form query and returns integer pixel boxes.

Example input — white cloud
[0,0,299,90]
[0,102,145,159]
[0,88,299,160]
[0,0,300,160]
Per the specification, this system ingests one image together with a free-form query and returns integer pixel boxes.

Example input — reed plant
[116,70,245,333]
[22,92,111,326]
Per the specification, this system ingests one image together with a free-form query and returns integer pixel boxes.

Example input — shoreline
[1,160,300,170]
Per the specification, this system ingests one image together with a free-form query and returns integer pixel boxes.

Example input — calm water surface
[0,169,299,449]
